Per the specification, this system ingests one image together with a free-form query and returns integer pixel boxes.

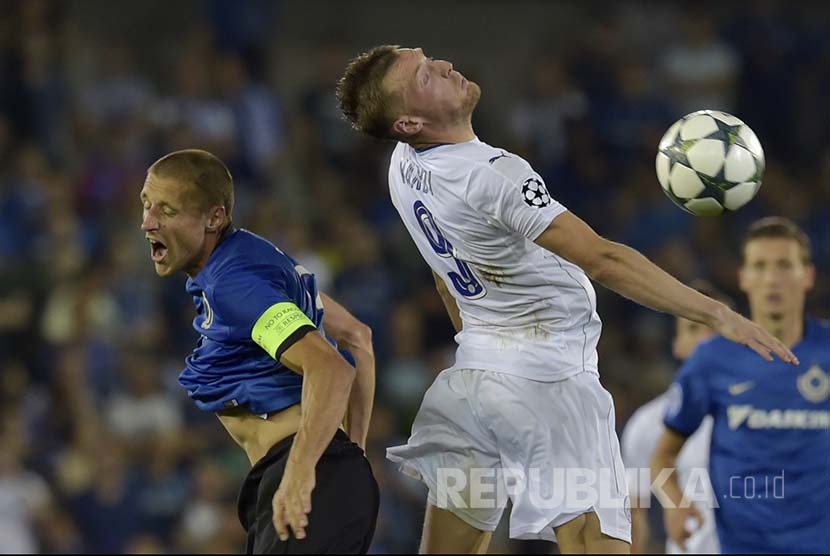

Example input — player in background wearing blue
[653,217,830,554]
[336,46,798,555]
[140,149,378,554]
[622,281,734,554]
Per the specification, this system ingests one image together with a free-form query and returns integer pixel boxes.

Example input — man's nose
[141,210,159,232]
[761,269,781,284]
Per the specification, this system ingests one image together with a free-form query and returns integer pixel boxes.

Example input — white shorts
[386,368,632,544]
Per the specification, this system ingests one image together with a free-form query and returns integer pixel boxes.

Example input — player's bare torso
[217,405,302,465]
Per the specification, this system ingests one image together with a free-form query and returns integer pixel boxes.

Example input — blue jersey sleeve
[663,349,713,437]
[213,265,317,360]
[338,347,356,367]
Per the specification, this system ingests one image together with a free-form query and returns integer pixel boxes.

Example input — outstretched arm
[319,292,375,450]
[534,211,798,365]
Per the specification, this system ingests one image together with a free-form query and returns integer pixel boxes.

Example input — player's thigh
[479,371,631,545]
[553,511,630,555]
[552,512,586,554]
[387,369,507,538]
[420,502,492,555]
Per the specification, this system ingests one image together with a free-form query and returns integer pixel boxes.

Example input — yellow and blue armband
[252,302,316,360]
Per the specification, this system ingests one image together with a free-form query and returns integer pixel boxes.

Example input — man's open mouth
[149,239,168,263]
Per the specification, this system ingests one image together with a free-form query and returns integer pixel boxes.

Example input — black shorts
[237,430,379,554]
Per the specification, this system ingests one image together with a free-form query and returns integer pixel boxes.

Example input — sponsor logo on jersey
[727,404,830,430]
[488,151,510,164]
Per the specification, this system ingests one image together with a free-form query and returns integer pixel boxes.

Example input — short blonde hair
[149,149,234,223]
[336,45,403,140]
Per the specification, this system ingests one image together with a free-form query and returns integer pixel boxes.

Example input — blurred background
[1,0,829,553]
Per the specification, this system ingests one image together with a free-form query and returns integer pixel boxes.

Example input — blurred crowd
[1,0,829,553]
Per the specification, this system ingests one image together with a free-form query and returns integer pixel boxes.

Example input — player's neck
[185,227,232,279]
[411,124,475,150]
[754,310,805,348]
[185,249,213,279]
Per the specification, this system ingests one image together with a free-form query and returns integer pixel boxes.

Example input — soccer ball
[656,110,765,216]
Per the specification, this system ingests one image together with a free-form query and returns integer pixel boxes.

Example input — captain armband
[252,302,316,360]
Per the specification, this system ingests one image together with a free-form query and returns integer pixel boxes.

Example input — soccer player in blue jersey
[653,217,830,553]
[623,281,734,554]
[140,149,378,553]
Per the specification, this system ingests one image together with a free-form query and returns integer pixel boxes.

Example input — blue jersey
[664,318,830,553]
[180,228,327,415]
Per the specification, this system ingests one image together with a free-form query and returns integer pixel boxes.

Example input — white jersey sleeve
[467,158,567,241]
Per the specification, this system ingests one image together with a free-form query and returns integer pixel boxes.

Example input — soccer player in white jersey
[336,46,797,555]
[622,281,732,554]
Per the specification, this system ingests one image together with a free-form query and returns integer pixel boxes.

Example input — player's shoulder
[671,337,722,381]
[403,138,536,179]
[807,316,830,339]
[391,141,408,161]
[467,139,536,182]
[689,334,735,360]
[208,229,293,280]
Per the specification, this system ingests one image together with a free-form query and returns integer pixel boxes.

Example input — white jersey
[621,393,719,554]
[388,137,601,381]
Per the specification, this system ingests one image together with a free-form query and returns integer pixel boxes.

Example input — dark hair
[742,216,811,264]
[149,149,234,226]
[336,45,403,140]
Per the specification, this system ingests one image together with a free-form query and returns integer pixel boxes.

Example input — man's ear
[804,263,816,291]
[206,206,227,233]
[392,114,425,137]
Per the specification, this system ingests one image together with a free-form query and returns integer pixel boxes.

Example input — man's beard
[447,81,481,126]
[461,81,481,121]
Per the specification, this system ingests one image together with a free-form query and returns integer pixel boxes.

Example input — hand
[272,461,316,542]
[712,305,799,365]
[663,504,703,551]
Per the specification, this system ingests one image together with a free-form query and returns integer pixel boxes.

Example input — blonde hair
[149,149,234,226]
[336,45,403,140]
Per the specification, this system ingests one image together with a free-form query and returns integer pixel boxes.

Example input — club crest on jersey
[201,292,214,329]
[522,177,551,208]
[797,364,830,404]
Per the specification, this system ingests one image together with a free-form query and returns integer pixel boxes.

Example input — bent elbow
[354,321,372,346]
[336,315,371,346]
[302,350,357,384]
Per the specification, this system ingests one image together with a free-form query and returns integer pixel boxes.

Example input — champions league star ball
[522,177,551,208]
[656,110,765,216]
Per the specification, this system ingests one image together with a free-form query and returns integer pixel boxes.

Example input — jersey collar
[414,143,451,153]
[186,227,240,292]
[411,136,480,154]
